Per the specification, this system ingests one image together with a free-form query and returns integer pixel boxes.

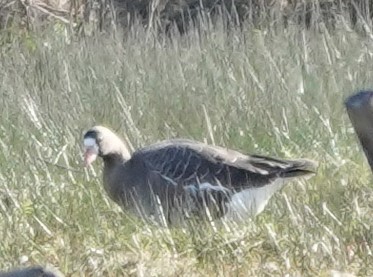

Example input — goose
[83,125,318,225]
[345,90,373,170]
[0,266,63,277]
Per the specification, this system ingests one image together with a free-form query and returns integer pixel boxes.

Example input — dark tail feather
[249,154,318,179]
[280,159,318,179]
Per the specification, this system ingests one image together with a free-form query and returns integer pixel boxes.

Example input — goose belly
[225,179,286,221]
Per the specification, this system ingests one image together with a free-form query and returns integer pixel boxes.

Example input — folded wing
[134,139,317,190]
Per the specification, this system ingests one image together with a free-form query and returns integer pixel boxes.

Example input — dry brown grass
[0,16,373,275]
[1,0,373,34]
[0,1,372,276]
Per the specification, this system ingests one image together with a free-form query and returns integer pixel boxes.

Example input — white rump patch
[183,181,288,221]
[225,179,287,221]
[84,138,97,148]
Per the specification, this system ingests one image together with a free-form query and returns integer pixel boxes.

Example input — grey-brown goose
[83,126,318,225]
[0,266,64,277]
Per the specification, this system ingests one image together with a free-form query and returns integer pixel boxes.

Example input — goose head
[83,125,131,166]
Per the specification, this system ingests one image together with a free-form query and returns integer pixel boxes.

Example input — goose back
[132,139,315,189]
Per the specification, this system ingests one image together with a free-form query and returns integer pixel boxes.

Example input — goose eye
[96,136,103,144]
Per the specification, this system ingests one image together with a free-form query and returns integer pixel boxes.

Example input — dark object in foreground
[83,125,318,226]
[345,90,373,172]
[0,266,63,277]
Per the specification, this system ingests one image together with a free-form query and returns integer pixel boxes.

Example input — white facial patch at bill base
[83,137,99,166]
[84,137,98,149]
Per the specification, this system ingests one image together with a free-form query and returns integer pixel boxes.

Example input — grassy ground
[0,17,372,276]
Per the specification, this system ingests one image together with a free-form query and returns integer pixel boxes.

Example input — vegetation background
[0,0,372,276]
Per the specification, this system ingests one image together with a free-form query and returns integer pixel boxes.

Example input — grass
[0,16,372,276]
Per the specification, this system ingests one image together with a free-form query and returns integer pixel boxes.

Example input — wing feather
[133,139,296,190]
[130,139,317,221]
